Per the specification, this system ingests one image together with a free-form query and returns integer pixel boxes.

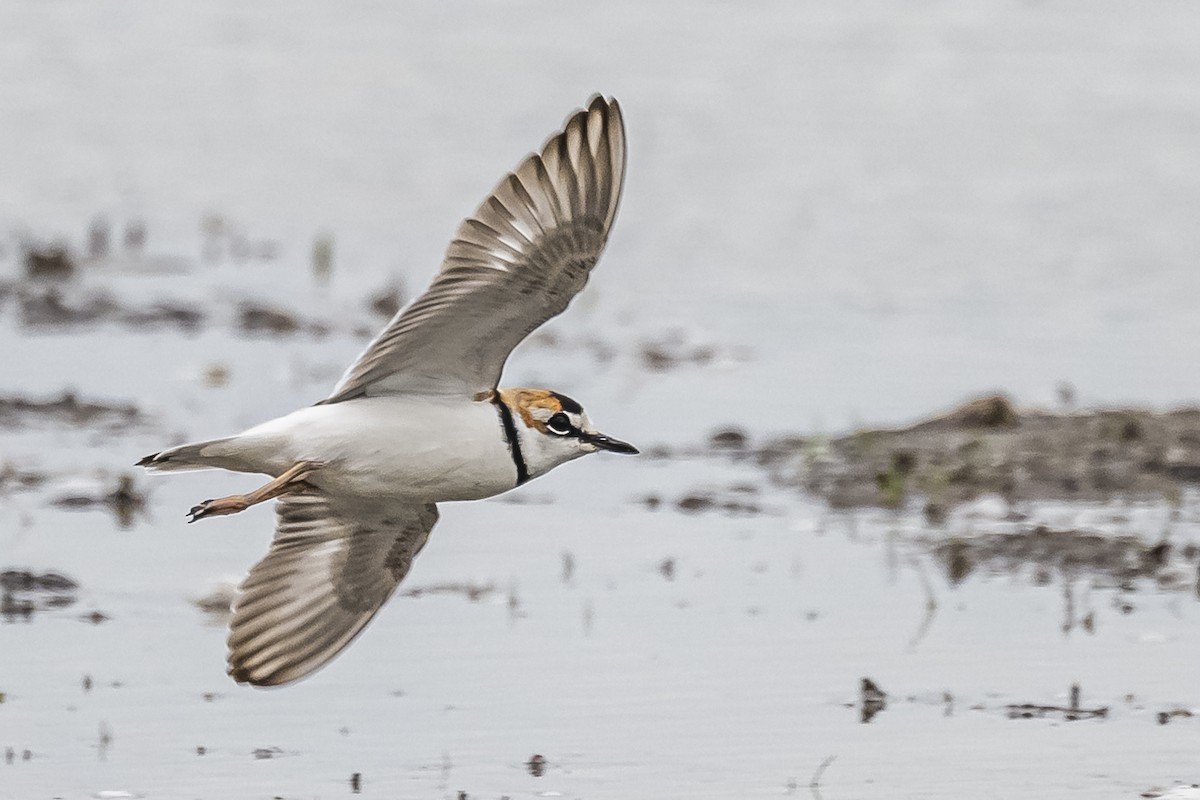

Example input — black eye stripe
[550,393,583,414]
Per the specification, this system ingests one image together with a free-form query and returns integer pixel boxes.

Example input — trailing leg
[187,461,324,523]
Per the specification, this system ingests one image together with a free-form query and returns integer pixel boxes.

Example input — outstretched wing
[322,94,626,403]
[227,492,439,687]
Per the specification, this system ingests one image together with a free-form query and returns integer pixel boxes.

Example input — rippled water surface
[3,2,1200,798]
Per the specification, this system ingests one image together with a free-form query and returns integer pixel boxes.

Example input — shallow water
[3,2,1200,798]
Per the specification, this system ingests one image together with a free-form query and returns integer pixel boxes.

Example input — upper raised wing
[322,95,626,403]
[226,492,438,687]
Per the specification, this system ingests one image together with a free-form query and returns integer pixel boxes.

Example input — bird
[138,95,636,687]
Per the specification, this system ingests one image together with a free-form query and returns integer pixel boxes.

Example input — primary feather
[227,493,438,686]
[323,95,626,402]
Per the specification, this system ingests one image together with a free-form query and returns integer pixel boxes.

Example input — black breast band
[492,395,529,486]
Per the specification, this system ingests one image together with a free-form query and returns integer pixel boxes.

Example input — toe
[187,501,213,523]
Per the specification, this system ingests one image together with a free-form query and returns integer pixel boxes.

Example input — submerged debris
[658,557,676,581]
[670,486,764,517]
[930,526,1194,589]
[18,287,116,326]
[1005,683,1108,721]
[192,584,237,623]
[0,462,49,492]
[311,235,334,283]
[401,582,495,602]
[859,677,887,723]
[123,220,147,253]
[203,363,231,388]
[526,753,548,777]
[50,474,146,528]
[88,218,110,259]
[1156,708,1194,725]
[1,569,79,621]
[709,428,750,451]
[367,282,405,319]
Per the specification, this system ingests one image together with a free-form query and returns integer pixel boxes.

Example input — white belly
[235,397,519,502]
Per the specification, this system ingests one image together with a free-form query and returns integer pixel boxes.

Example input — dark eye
[546,412,573,435]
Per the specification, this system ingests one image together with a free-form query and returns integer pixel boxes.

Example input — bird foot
[187,496,249,523]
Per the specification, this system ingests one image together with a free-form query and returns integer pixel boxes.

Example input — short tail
[137,437,248,473]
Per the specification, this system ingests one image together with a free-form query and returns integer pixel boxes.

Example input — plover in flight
[139,95,635,686]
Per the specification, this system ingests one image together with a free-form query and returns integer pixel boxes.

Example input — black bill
[580,431,639,455]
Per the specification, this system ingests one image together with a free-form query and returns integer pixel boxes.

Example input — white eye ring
[546,412,573,435]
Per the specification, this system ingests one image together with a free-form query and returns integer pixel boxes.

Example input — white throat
[492,395,587,485]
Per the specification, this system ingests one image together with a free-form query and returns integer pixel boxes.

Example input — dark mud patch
[689,395,1200,512]
[930,526,1198,591]
[23,243,75,281]
[11,287,327,337]
[0,391,144,431]
[637,484,767,517]
[17,287,203,331]
[18,287,117,327]
[366,281,406,319]
[237,301,329,337]
[1,570,79,621]
[799,395,1200,511]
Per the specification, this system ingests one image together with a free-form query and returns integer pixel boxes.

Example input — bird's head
[498,388,637,478]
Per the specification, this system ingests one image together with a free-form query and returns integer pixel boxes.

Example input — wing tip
[227,660,298,688]
[227,661,259,686]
